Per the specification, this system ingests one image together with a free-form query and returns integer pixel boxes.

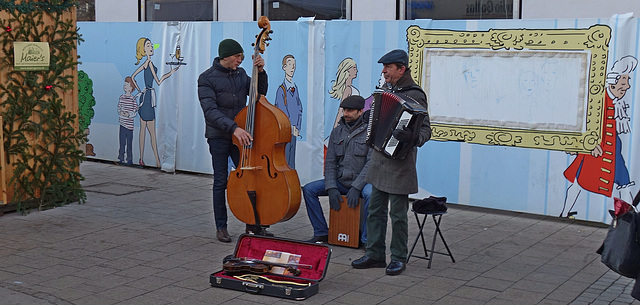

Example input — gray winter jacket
[324,113,371,191]
[197,57,268,139]
[365,70,431,194]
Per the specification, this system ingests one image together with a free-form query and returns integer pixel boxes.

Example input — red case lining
[215,234,330,282]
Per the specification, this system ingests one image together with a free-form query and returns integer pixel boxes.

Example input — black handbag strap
[633,189,640,207]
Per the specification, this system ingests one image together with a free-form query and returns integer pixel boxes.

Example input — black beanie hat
[218,39,244,59]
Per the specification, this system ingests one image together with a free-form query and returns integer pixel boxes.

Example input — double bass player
[197,38,272,242]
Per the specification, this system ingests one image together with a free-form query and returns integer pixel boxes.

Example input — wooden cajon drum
[328,196,360,248]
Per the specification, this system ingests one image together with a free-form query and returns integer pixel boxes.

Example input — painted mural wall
[77,14,640,224]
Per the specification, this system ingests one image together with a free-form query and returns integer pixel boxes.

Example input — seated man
[303,95,372,244]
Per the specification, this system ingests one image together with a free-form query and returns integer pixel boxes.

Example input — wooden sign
[14,42,50,71]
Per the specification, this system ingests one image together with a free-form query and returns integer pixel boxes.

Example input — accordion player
[366,91,429,159]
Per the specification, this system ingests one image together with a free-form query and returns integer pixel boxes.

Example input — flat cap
[378,49,408,66]
[340,95,365,110]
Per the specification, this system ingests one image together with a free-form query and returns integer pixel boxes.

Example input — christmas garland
[0,0,77,14]
[0,0,85,212]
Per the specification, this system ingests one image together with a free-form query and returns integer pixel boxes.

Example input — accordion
[366,91,428,159]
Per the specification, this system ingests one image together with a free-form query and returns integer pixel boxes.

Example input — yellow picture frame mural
[406,25,611,153]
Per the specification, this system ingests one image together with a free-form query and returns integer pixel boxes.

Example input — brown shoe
[216,229,231,243]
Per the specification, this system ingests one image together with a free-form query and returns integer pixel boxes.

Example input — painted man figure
[274,54,303,169]
[561,55,637,217]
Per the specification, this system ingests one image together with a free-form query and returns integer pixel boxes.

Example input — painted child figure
[117,76,139,164]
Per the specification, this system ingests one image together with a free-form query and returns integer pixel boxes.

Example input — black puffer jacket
[197,57,268,138]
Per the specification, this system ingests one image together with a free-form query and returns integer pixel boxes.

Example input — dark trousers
[207,137,239,230]
[118,125,133,163]
[285,135,296,169]
[366,186,409,262]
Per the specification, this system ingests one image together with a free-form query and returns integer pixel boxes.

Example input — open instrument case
[210,234,331,300]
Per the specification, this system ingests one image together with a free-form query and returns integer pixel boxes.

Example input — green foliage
[0,0,86,212]
[78,70,95,131]
[0,1,77,14]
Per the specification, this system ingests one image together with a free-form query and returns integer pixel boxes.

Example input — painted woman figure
[328,58,359,128]
[131,37,179,167]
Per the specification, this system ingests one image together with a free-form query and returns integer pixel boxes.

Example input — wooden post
[0,116,6,205]
[0,4,78,205]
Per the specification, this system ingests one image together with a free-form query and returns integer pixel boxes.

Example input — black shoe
[263,229,275,237]
[216,229,231,243]
[352,255,386,269]
[245,225,274,237]
[306,235,328,243]
[385,260,406,276]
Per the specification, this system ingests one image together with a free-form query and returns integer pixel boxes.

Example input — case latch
[242,282,264,293]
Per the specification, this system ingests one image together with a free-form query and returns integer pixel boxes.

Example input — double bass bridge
[237,166,263,170]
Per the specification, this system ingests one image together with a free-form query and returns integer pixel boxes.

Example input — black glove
[346,187,361,208]
[327,188,342,211]
[392,125,414,143]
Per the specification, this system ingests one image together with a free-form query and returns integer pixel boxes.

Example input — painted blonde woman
[328,58,359,128]
[131,37,179,167]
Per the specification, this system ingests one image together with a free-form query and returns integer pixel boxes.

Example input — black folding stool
[406,202,455,268]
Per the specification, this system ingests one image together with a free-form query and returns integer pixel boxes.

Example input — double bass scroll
[226,16,302,227]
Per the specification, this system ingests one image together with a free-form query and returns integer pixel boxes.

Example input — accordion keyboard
[385,111,413,155]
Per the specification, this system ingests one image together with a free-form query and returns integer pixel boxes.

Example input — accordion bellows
[366,91,428,159]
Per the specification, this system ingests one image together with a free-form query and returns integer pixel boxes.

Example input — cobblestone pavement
[0,160,638,304]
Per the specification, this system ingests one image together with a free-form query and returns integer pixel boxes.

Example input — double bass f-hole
[234,152,251,179]
[261,155,277,179]
[233,155,276,179]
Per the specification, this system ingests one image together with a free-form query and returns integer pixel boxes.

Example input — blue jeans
[302,180,371,243]
[285,135,296,169]
[207,137,239,230]
[118,125,133,163]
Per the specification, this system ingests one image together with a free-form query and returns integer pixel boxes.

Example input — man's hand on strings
[253,54,265,72]
[233,127,253,146]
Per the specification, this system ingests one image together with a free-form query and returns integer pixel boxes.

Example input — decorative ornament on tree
[1,0,86,211]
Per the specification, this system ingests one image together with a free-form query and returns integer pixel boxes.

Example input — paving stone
[466,276,514,291]
[0,161,635,304]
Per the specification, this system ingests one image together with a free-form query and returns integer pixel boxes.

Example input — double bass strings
[239,44,263,170]
[241,95,255,169]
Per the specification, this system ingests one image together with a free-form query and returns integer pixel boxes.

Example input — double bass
[227,16,301,227]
